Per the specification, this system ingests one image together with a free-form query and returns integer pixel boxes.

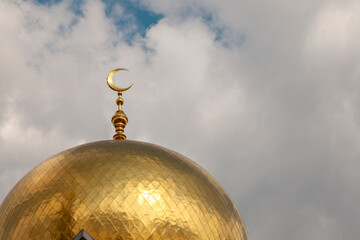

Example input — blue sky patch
[32,0,163,43]
[104,0,163,43]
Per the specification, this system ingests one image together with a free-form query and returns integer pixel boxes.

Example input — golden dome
[0,140,249,240]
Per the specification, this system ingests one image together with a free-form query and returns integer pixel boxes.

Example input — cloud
[1,0,360,239]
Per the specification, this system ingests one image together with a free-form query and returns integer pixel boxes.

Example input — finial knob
[106,68,133,140]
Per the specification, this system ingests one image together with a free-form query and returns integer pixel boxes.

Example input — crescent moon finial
[107,68,133,141]
[107,68,133,92]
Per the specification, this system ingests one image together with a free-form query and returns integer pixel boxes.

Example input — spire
[106,68,133,140]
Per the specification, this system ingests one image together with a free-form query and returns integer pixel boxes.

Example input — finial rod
[106,68,133,140]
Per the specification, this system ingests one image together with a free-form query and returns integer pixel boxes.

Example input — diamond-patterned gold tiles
[0,140,249,240]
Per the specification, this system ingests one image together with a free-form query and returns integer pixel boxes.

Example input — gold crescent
[107,68,133,92]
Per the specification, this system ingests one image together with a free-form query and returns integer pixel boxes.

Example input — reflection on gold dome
[0,140,249,240]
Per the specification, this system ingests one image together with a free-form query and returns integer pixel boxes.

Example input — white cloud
[303,1,360,69]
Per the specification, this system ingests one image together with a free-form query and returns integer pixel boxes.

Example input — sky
[1,0,360,239]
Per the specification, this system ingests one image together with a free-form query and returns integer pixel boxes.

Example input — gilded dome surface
[0,140,248,240]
